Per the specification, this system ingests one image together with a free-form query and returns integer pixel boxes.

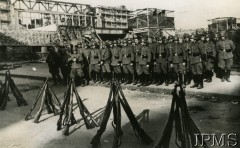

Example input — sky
[57,0,240,30]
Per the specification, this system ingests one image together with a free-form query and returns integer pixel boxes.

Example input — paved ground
[0,62,239,99]
[0,79,239,148]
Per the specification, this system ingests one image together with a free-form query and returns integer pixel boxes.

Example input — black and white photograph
[0,0,240,147]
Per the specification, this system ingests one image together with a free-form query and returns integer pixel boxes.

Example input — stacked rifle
[0,70,28,110]
[25,78,61,123]
[90,81,153,148]
[57,78,99,136]
[154,84,209,148]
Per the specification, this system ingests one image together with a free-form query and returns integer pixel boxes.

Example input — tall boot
[102,72,106,83]
[52,74,57,85]
[133,74,138,85]
[209,70,213,82]
[168,72,173,84]
[123,73,128,85]
[144,74,150,86]
[137,74,144,87]
[221,69,225,82]
[164,74,169,86]
[96,72,101,83]
[204,70,209,82]
[197,75,204,89]
[128,73,133,84]
[173,73,178,83]
[152,72,157,84]
[179,74,183,85]
[226,70,231,82]
[184,73,188,85]
[190,75,198,88]
[156,74,161,86]
[107,72,111,84]
[186,72,192,85]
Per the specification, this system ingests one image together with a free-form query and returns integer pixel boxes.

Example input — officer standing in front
[169,37,186,87]
[216,32,235,82]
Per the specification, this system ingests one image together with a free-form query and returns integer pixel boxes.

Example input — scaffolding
[128,8,175,38]
[208,17,239,33]
[11,0,95,30]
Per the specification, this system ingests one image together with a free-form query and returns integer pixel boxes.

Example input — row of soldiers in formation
[46,32,235,89]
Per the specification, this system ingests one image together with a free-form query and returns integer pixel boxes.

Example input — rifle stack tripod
[154,84,209,148]
[57,78,100,136]
[0,69,28,110]
[90,81,153,148]
[25,78,61,123]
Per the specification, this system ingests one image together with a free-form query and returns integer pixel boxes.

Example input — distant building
[128,8,175,38]
[94,5,130,29]
[208,17,240,33]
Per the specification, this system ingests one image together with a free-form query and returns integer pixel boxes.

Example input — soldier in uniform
[133,38,142,85]
[169,37,186,87]
[46,46,62,84]
[189,35,204,89]
[165,35,174,84]
[58,46,71,85]
[82,42,91,85]
[100,42,112,84]
[111,40,122,82]
[148,36,158,84]
[69,48,84,86]
[216,32,235,82]
[182,34,192,85]
[90,43,101,83]
[154,37,168,86]
[202,34,216,82]
[137,38,151,87]
[121,39,134,84]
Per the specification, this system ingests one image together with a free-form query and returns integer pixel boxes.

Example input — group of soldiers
[46,31,235,89]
